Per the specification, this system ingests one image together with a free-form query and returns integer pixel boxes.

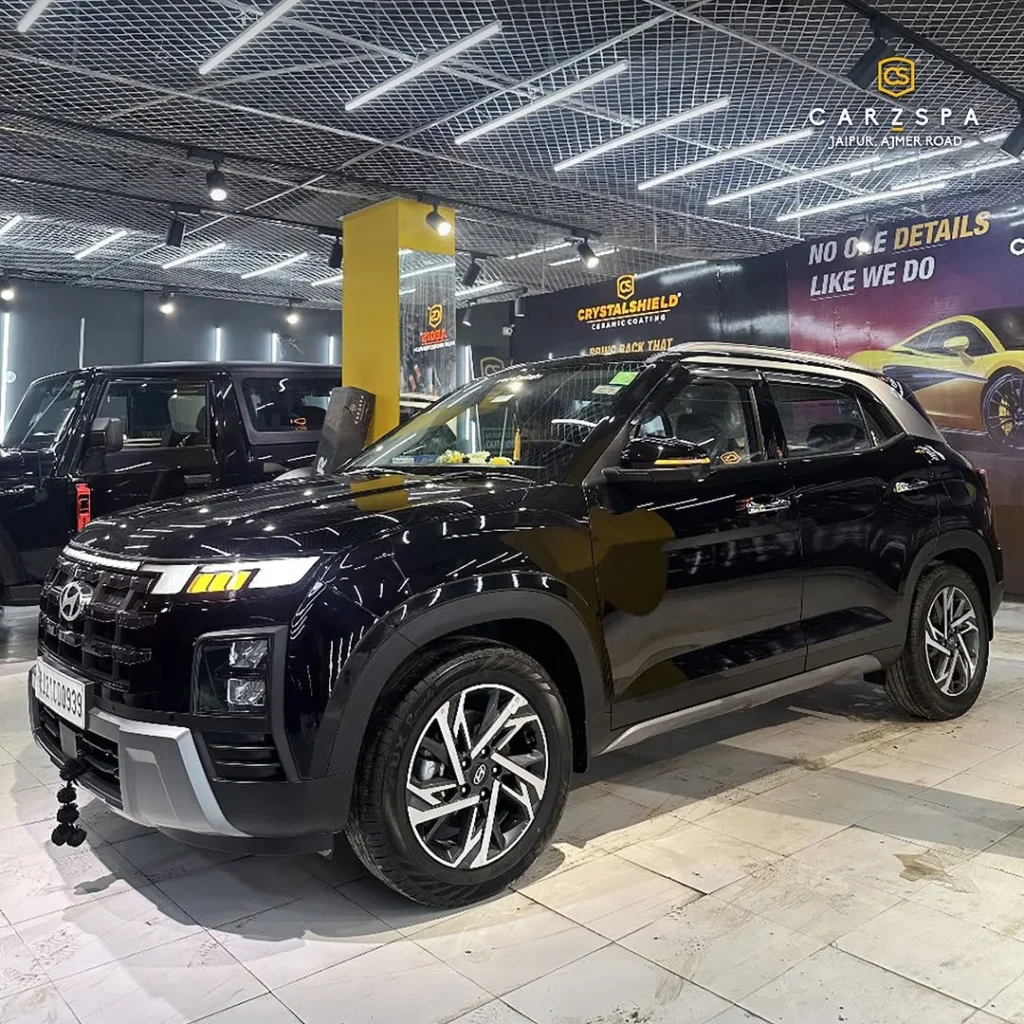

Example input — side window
[242,376,336,433]
[97,380,208,448]
[769,380,876,456]
[637,378,761,466]
[904,327,940,353]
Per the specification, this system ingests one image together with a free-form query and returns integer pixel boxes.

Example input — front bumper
[29,670,347,853]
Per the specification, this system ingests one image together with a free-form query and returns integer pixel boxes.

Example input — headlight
[194,637,270,715]
[146,556,320,595]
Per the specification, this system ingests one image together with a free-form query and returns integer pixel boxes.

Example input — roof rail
[659,341,881,377]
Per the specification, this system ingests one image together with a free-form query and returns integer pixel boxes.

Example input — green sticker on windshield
[609,370,638,385]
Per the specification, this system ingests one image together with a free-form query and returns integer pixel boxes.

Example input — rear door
[764,372,940,670]
[593,366,806,729]
[83,374,218,516]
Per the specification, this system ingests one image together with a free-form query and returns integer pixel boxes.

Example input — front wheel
[347,639,571,907]
[982,371,1024,451]
[885,563,989,720]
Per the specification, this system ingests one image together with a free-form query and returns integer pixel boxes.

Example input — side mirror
[614,435,712,472]
[943,335,971,355]
[88,416,124,454]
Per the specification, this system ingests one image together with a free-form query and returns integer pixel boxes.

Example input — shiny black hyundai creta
[29,343,1003,906]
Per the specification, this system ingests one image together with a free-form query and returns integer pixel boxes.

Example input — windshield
[351,361,644,482]
[4,373,88,452]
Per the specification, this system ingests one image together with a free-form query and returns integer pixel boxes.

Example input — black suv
[1,362,342,605]
[29,344,1002,906]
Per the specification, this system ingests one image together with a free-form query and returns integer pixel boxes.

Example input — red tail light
[75,482,91,531]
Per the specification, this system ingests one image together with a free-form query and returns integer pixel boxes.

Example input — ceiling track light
[74,228,129,261]
[456,59,630,145]
[550,246,616,267]
[0,275,14,303]
[17,0,54,32]
[199,0,306,75]
[514,293,525,318]
[165,215,186,248]
[461,304,474,327]
[847,29,897,90]
[161,241,226,269]
[240,252,308,280]
[706,155,882,206]
[346,20,503,111]
[639,127,814,191]
[1001,105,1024,158]
[0,214,23,239]
[855,225,877,254]
[776,181,946,223]
[158,288,175,315]
[207,163,228,202]
[285,301,301,326]
[576,240,600,269]
[424,203,452,237]
[554,96,730,172]
[461,256,482,288]
[328,236,342,269]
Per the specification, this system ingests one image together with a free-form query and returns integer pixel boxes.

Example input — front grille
[202,731,286,782]
[35,703,122,806]
[39,557,154,694]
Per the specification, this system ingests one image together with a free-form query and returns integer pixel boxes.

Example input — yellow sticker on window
[720,451,741,465]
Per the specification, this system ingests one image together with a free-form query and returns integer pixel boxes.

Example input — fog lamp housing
[194,636,271,715]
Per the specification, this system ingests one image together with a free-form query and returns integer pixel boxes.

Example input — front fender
[311,575,609,784]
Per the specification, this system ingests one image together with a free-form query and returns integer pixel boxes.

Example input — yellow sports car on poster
[848,308,1024,451]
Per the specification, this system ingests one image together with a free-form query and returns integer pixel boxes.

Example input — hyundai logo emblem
[59,581,93,623]
[472,764,488,786]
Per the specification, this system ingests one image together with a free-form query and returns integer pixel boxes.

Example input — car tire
[346,638,572,907]
[981,370,1024,451]
[884,563,989,720]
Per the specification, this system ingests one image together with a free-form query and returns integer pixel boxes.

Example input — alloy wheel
[983,375,1024,450]
[924,585,980,697]
[405,683,548,869]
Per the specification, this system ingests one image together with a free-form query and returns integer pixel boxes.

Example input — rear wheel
[885,563,988,720]
[347,639,571,906]
[982,371,1024,450]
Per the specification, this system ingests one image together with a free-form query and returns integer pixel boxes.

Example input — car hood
[71,470,530,562]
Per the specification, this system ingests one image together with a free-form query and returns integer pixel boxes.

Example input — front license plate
[33,659,88,729]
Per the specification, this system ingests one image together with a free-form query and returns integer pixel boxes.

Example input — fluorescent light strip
[707,155,881,206]
[240,252,307,280]
[17,0,54,32]
[271,332,279,363]
[505,241,572,260]
[214,326,222,361]
[549,247,617,266]
[327,334,335,363]
[0,311,9,436]
[639,127,814,191]
[555,96,730,172]
[346,21,503,111]
[850,131,1011,177]
[456,60,629,145]
[776,181,946,223]
[635,260,707,279]
[199,0,305,75]
[73,228,128,260]
[456,280,506,297]
[311,272,343,287]
[401,262,456,279]
[0,214,23,238]
[910,157,1018,187]
[399,288,415,296]
[162,241,226,269]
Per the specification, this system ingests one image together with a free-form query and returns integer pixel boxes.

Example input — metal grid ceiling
[0,0,1019,309]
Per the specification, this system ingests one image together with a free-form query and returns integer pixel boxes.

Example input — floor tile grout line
[0,980,85,1024]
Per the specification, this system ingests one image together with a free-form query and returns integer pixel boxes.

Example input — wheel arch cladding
[316,580,609,782]
[934,547,993,622]
[906,531,997,627]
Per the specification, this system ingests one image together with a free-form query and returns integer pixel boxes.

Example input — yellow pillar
[342,198,456,441]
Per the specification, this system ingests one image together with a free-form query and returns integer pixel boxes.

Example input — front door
[591,367,805,729]
[81,375,218,519]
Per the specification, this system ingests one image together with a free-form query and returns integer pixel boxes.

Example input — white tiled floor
[4,608,1024,1024]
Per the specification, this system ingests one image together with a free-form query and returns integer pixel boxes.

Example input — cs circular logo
[616,274,636,301]
[59,580,93,623]
[427,303,444,329]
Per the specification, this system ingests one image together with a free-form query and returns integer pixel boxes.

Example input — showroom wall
[3,279,342,417]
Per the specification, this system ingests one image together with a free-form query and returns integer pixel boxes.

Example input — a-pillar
[342,197,456,441]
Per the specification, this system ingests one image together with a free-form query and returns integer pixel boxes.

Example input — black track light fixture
[165,215,186,248]
[206,162,228,202]
[855,224,877,255]
[1001,105,1024,159]
[461,255,482,288]
[425,202,452,237]
[0,274,14,304]
[328,236,343,269]
[847,24,896,90]
[576,239,599,269]
[461,303,473,327]
[286,299,301,326]
[514,292,526,318]
[158,288,175,315]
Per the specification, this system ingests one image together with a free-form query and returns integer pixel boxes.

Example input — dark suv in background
[1,362,341,605]
[30,344,1001,906]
